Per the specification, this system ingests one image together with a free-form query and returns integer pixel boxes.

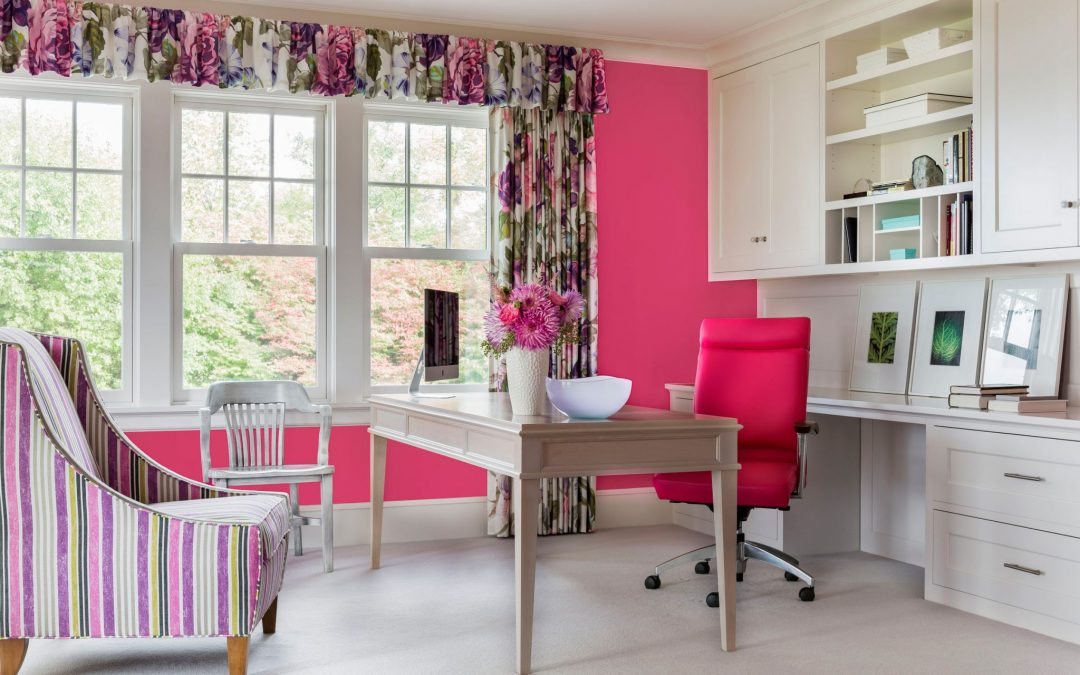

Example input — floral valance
[0,0,609,112]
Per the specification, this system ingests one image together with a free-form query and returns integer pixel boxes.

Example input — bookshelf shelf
[825,181,975,209]
[826,104,974,146]
[875,226,921,234]
[825,41,973,92]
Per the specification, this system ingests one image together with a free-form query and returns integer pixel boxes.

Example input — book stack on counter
[942,127,973,185]
[943,193,974,256]
[949,385,1068,414]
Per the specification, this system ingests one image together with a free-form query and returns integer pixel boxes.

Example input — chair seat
[654,460,798,510]
[154,493,291,558]
[208,463,335,481]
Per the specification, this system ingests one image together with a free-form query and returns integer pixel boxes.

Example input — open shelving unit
[823,0,975,271]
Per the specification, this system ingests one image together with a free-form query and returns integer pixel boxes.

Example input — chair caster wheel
[706,592,719,608]
[644,575,661,590]
[799,586,815,602]
[785,571,799,582]
[695,561,710,575]
[736,572,743,582]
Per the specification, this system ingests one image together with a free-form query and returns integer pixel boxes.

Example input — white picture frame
[908,279,988,398]
[980,275,1068,397]
[850,282,918,394]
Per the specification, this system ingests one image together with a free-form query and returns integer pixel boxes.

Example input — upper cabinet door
[981,0,1079,253]
[710,44,821,274]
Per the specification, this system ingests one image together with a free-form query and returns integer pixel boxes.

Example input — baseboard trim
[297,488,672,547]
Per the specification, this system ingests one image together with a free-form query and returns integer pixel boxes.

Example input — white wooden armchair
[200,381,335,573]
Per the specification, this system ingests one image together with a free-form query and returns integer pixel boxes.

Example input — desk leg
[370,435,387,569]
[514,477,540,675]
[711,469,737,651]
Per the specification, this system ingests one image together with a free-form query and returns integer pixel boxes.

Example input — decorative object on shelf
[902,27,972,56]
[843,177,874,200]
[482,280,583,415]
[850,282,919,394]
[980,275,1068,397]
[911,154,944,189]
[888,248,917,260]
[546,376,632,419]
[856,46,907,73]
[909,279,988,397]
[880,214,920,231]
[863,93,972,127]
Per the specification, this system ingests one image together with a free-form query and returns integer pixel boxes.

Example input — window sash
[0,83,134,400]
[171,93,330,402]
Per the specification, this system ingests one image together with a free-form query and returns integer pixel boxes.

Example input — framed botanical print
[980,275,1068,397]
[850,282,918,394]
[909,279,987,397]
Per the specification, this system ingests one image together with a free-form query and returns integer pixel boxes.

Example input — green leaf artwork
[867,311,899,364]
[930,310,965,366]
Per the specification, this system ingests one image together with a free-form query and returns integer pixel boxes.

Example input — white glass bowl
[545,376,632,419]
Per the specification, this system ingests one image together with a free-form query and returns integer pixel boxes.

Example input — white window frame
[0,81,136,402]
[171,92,330,403]
[362,102,491,393]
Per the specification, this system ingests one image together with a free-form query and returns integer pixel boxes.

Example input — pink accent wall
[127,60,756,504]
[591,61,757,489]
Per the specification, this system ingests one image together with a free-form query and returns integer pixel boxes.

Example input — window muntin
[0,89,133,395]
[174,97,326,400]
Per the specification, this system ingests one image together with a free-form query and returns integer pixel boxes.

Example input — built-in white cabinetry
[980,0,1079,252]
[709,44,820,273]
[926,425,1080,644]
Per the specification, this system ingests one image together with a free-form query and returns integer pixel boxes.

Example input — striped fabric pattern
[0,329,101,481]
[0,330,289,640]
[155,495,291,560]
[32,333,223,505]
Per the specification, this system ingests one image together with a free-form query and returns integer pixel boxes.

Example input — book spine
[952,133,960,184]
[943,139,952,185]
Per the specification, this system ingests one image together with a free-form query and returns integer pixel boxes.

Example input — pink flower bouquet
[482,281,583,357]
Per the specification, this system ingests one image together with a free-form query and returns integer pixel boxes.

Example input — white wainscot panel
[861,419,925,566]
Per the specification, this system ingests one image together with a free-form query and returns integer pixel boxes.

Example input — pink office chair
[644,317,819,604]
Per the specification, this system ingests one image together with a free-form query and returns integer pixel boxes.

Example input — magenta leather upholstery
[653,317,810,510]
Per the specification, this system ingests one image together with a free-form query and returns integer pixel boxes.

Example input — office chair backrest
[694,317,810,461]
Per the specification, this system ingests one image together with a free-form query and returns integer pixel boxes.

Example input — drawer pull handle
[1003,472,1044,482]
[1004,562,1044,576]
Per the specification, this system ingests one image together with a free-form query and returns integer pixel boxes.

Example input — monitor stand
[408,348,455,399]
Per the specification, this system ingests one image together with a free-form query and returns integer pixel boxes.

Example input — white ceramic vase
[505,347,549,415]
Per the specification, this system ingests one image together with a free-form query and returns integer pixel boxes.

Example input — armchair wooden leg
[227,636,249,675]
[262,597,278,634]
[0,639,28,675]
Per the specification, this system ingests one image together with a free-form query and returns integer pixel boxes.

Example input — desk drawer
[931,510,1080,624]
[927,426,1080,529]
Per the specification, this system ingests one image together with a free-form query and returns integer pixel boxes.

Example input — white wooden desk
[367,393,741,674]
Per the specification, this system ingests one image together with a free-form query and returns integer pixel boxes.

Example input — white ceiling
[238,0,819,49]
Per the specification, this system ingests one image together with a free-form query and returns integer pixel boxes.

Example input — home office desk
[367,393,741,674]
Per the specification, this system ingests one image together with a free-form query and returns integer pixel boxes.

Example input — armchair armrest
[792,420,819,498]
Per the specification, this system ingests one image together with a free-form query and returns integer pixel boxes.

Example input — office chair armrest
[792,421,818,498]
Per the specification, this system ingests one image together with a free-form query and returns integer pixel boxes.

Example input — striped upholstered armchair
[0,329,290,674]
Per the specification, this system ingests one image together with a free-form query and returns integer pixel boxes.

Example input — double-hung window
[173,95,328,401]
[364,105,490,389]
[0,86,134,399]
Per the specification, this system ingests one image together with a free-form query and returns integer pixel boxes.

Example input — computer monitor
[423,288,459,381]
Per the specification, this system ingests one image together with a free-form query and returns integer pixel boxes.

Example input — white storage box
[856,47,907,73]
[902,27,971,56]
[864,93,972,127]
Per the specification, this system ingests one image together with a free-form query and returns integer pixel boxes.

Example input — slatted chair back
[222,401,288,468]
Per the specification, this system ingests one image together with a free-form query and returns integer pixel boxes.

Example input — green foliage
[867,311,898,364]
[930,311,964,367]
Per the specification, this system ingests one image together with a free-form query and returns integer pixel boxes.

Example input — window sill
[107,401,373,431]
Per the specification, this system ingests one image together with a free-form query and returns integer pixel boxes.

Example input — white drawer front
[927,426,1080,529]
[931,510,1080,624]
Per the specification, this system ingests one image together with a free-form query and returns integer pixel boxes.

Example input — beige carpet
[20,525,1080,674]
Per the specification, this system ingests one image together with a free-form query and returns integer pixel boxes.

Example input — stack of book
[870,179,913,195]
[942,193,974,256]
[949,385,1068,414]
[942,127,973,184]
[948,384,1029,409]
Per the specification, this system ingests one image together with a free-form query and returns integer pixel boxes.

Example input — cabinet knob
[751,236,760,243]
[1062,200,1078,209]
[761,235,768,242]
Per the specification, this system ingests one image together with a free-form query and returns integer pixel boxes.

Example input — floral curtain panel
[487,107,598,537]
[0,0,609,112]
